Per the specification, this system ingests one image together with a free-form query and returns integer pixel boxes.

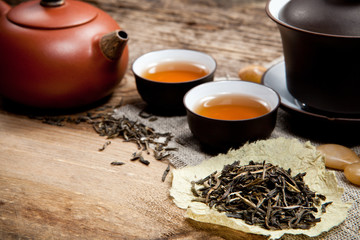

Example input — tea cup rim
[183,80,281,122]
[131,48,217,85]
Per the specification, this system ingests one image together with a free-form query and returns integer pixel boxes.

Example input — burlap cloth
[113,99,359,239]
[114,54,359,239]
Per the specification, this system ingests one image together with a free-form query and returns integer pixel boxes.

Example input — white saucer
[262,61,360,123]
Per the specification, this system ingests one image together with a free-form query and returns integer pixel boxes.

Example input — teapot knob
[40,0,65,7]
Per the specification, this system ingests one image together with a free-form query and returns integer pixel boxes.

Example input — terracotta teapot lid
[278,0,360,36]
[7,0,98,29]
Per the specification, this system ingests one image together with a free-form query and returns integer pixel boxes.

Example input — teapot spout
[0,0,11,15]
[100,30,128,61]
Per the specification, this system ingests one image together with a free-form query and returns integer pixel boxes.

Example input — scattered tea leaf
[98,141,111,151]
[139,156,150,166]
[29,105,176,173]
[162,164,171,182]
[111,161,125,166]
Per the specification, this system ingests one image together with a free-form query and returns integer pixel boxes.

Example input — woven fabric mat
[114,102,359,240]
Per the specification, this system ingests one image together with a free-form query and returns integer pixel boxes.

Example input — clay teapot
[0,0,129,109]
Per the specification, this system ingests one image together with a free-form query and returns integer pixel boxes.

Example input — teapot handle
[40,0,65,7]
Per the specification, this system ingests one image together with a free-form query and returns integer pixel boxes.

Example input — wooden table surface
[0,0,289,239]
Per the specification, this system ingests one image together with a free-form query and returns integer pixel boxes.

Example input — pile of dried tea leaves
[90,112,177,179]
[92,114,173,155]
[171,138,351,239]
[85,110,176,180]
[191,161,332,230]
[29,105,176,173]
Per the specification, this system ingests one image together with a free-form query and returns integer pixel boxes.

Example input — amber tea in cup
[132,49,216,114]
[195,93,271,120]
[141,61,209,83]
[183,80,280,150]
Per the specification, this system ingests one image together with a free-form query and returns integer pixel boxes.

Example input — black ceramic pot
[266,0,360,116]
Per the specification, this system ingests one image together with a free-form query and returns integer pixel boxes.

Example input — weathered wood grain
[0,0,283,239]
[0,113,268,239]
[0,114,211,239]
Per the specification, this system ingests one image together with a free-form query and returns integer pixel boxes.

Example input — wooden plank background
[0,0,285,239]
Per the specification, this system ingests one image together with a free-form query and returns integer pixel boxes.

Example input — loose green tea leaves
[321,201,333,213]
[110,161,125,166]
[131,151,143,161]
[29,104,176,170]
[162,164,171,182]
[138,109,153,119]
[28,104,116,126]
[148,117,158,122]
[191,161,328,230]
[29,115,67,126]
[91,114,174,165]
[139,156,150,165]
[98,141,111,151]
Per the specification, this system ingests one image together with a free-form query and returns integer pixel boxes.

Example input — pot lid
[7,0,98,29]
[277,0,360,36]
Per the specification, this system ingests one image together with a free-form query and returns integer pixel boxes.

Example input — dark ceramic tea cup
[183,80,280,151]
[266,0,360,116]
[132,49,216,115]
